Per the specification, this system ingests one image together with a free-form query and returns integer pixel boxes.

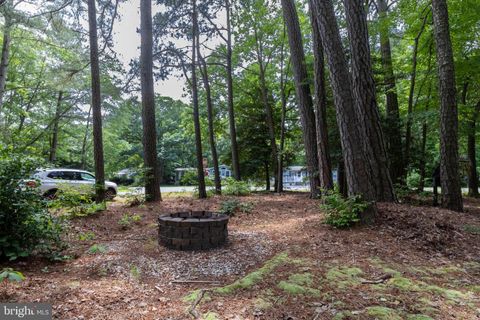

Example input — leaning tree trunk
[281,0,321,198]
[431,0,463,211]
[376,0,404,183]
[49,91,63,163]
[276,25,288,193]
[309,0,333,191]
[225,0,241,180]
[312,0,376,222]
[191,0,207,199]
[198,43,222,194]
[140,0,161,201]
[344,0,395,202]
[87,0,105,203]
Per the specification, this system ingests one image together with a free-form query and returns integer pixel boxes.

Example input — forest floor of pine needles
[2,192,480,319]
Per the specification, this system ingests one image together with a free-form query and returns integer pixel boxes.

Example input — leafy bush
[118,213,142,229]
[180,170,198,186]
[0,268,25,282]
[220,199,254,216]
[320,190,370,228]
[124,193,145,207]
[88,244,107,254]
[406,170,421,189]
[223,178,251,196]
[48,185,105,218]
[0,153,63,260]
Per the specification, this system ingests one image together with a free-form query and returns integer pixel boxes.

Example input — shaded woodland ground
[2,192,479,319]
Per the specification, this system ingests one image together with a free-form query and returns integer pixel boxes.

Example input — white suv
[32,169,118,200]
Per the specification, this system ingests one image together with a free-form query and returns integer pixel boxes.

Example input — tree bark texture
[49,91,63,163]
[312,0,377,221]
[281,0,321,197]
[309,0,333,191]
[431,0,463,211]
[191,0,207,199]
[226,0,241,180]
[376,0,404,183]
[140,0,161,201]
[198,42,222,194]
[87,0,105,203]
[344,0,395,202]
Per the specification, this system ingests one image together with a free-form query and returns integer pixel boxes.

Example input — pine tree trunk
[254,27,278,192]
[81,106,92,170]
[431,0,463,211]
[467,82,479,197]
[418,83,432,192]
[406,13,428,175]
[309,0,333,192]
[226,0,241,181]
[281,0,321,198]
[198,43,221,194]
[87,0,105,203]
[191,0,207,199]
[0,18,11,112]
[376,0,404,183]
[49,91,63,163]
[344,0,395,202]
[312,0,377,222]
[140,0,161,202]
[277,26,288,193]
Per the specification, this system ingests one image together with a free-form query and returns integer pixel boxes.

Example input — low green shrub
[223,178,251,196]
[320,190,370,228]
[220,199,254,216]
[88,244,107,254]
[0,153,63,260]
[406,170,421,190]
[118,213,142,229]
[0,268,25,282]
[49,186,105,218]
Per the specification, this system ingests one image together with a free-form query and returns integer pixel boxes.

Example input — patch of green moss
[369,258,402,277]
[366,306,402,320]
[468,285,480,293]
[333,311,353,320]
[254,297,272,310]
[424,285,471,302]
[326,266,363,289]
[214,252,289,295]
[406,315,434,320]
[277,281,321,296]
[202,312,219,320]
[388,276,420,291]
[428,265,464,275]
[288,273,314,286]
[182,289,211,303]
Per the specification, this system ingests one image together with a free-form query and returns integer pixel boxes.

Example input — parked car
[31,168,118,200]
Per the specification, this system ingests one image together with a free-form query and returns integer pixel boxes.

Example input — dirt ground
[1,192,480,319]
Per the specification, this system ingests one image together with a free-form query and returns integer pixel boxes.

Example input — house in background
[207,164,232,180]
[282,165,338,187]
[174,165,232,185]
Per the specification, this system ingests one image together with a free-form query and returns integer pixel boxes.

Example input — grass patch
[463,224,480,235]
[366,306,402,320]
[277,272,321,296]
[214,252,289,294]
[326,266,363,289]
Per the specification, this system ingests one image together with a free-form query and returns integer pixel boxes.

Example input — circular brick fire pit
[158,211,229,250]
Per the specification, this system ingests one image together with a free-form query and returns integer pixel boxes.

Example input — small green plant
[124,193,145,207]
[220,199,254,216]
[118,213,142,229]
[406,170,421,190]
[78,231,96,241]
[223,178,251,196]
[320,190,370,228]
[180,170,198,186]
[130,264,141,279]
[49,185,105,218]
[0,268,25,282]
[88,244,107,255]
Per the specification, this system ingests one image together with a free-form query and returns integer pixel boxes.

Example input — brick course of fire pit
[158,211,229,250]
